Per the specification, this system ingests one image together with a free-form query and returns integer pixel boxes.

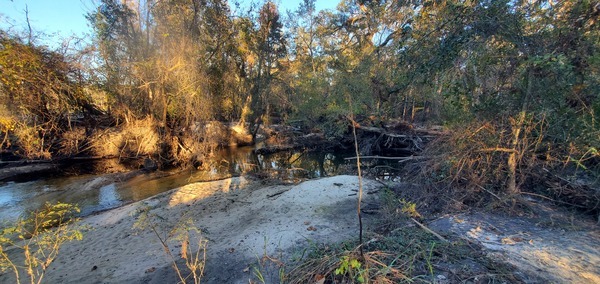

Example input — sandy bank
[32,175,380,283]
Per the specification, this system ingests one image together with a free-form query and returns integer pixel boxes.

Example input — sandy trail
[429,208,600,284]
[28,175,379,284]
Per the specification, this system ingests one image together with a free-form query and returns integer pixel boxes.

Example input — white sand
[430,212,600,284]
[31,175,380,283]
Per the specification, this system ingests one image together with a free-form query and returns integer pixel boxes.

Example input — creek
[0,146,354,225]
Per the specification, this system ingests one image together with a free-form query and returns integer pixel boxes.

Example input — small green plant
[0,202,83,284]
[400,199,421,219]
[253,266,266,284]
[426,242,435,281]
[251,235,286,284]
[133,206,207,284]
[334,255,365,283]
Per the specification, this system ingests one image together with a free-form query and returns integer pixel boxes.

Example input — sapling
[133,206,207,284]
[0,202,83,284]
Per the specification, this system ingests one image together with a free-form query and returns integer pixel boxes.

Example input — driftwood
[0,159,53,167]
[349,119,446,156]
[0,155,122,181]
[354,124,446,138]
[0,164,58,181]
[1,155,117,163]
[254,133,332,155]
[68,155,118,161]
[254,145,296,155]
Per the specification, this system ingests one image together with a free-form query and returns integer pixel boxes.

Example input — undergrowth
[402,121,600,218]
[284,186,517,283]
[286,226,518,284]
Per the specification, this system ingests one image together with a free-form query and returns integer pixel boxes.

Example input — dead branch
[475,184,507,205]
[353,123,443,138]
[478,148,518,153]
[411,218,448,242]
[345,155,425,161]
[520,192,588,208]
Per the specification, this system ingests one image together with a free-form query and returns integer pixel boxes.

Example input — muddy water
[0,147,351,225]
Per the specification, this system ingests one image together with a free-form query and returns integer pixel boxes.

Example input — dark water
[0,147,352,224]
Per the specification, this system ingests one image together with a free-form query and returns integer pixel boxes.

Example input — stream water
[0,147,353,225]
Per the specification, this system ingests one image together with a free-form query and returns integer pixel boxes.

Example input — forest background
[0,0,598,213]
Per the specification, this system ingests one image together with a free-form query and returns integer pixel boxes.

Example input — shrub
[0,202,83,284]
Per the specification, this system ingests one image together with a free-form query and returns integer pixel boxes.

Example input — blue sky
[0,0,339,47]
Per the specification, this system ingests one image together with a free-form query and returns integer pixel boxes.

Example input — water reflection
[0,183,16,207]
[185,147,348,182]
[99,184,121,208]
[0,147,352,225]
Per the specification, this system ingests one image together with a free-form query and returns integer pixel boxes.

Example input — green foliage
[0,35,78,119]
[2,0,598,204]
[253,266,266,284]
[400,200,421,219]
[0,32,100,159]
[0,202,82,284]
[334,255,364,283]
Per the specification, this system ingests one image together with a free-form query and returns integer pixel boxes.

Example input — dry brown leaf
[180,238,189,260]
[314,274,326,284]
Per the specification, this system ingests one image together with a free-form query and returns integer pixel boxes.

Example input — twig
[373,178,396,190]
[347,104,364,259]
[344,156,423,160]
[411,218,448,242]
[542,168,573,185]
[288,150,305,164]
[267,189,290,198]
[345,155,424,161]
[478,148,518,153]
[475,184,508,205]
[150,225,185,282]
[520,191,587,208]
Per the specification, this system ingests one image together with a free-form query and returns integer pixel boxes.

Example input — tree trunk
[507,68,533,195]
[506,113,524,195]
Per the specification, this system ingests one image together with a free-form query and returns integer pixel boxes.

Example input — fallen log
[67,155,118,161]
[254,145,296,155]
[0,155,124,181]
[354,123,446,138]
[254,133,332,155]
[0,159,53,167]
[0,155,118,166]
[0,164,58,181]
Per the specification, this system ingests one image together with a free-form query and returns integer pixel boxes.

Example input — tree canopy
[0,1,598,203]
